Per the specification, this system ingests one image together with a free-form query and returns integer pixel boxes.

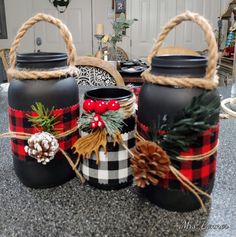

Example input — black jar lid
[85,88,132,101]
[151,55,208,78]
[16,52,68,69]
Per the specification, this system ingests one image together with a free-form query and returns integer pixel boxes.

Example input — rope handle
[147,11,218,81]
[9,13,76,68]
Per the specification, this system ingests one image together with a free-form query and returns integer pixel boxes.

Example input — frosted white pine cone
[24,132,59,165]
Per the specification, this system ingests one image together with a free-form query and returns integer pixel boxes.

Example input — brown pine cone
[24,132,59,165]
[131,140,170,188]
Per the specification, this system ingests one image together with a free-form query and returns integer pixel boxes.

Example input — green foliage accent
[101,110,124,135]
[147,91,220,161]
[110,13,137,45]
[79,112,94,133]
[27,102,61,134]
[79,109,125,135]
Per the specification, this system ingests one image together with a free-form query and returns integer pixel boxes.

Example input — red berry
[94,100,107,114]
[97,119,105,128]
[93,114,101,122]
[90,121,98,129]
[107,100,120,111]
[83,99,95,112]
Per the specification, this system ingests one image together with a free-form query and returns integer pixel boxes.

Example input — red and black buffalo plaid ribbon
[8,103,80,161]
[137,120,219,190]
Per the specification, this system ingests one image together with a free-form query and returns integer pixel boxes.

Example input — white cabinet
[128,0,230,59]
[128,0,176,59]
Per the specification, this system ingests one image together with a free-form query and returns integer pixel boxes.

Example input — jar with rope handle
[136,12,220,212]
[7,13,79,188]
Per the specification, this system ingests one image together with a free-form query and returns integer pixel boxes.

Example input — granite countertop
[0,84,235,237]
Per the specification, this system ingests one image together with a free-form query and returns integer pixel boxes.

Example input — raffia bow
[72,129,123,165]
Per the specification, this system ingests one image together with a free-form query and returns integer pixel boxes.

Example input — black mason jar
[137,55,220,212]
[7,13,79,188]
[8,52,79,188]
[81,88,135,190]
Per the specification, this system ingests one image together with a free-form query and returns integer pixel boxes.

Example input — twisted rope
[7,13,77,80]
[142,69,218,90]
[145,11,218,90]
[120,94,136,118]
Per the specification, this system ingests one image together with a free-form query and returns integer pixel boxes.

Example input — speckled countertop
[0,85,235,237]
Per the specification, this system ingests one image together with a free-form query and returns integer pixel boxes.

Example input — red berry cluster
[83,99,120,129]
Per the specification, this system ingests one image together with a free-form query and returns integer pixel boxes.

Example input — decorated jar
[74,88,136,190]
[7,14,80,188]
[133,12,220,212]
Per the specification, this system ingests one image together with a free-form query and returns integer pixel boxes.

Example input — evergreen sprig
[101,110,124,135]
[27,102,61,134]
[79,109,125,135]
[147,91,220,161]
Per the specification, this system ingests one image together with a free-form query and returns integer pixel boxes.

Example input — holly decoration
[90,121,98,129]
[94,100,107,114]
[107,100,120,111]
[83,99,95,112]
[98,120,105,128]
[93,114,101,122]
[80,99,124,135]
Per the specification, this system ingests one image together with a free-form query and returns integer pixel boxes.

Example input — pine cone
[131,140,170,188]
[24,132,59,165]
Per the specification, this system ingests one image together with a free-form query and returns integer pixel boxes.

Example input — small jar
[81,88,135,190]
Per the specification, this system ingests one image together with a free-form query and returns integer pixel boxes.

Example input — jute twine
[7,13,77,80]
[143,11,218,90]
[122,131,219,213]
[0,127,85,183]
[119,94,136,118]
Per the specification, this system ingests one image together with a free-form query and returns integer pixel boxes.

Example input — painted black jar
[137,55,220,212]
[8,52,79,188]
[80,88,135,190]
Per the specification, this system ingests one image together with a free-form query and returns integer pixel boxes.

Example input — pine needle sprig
[79,109,125,135]
[101,109,125,135]
[147,91,220,161]
[27,102,61,135]
[79,112,94,132]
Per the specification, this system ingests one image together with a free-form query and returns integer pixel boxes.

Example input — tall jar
[7,14,79,188]
[135,12,220,212]
[79,88,136,190]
